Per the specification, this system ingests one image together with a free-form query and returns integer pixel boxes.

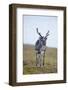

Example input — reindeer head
[36,28,50,46]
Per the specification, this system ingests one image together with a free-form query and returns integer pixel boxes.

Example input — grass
[23,44,57,75]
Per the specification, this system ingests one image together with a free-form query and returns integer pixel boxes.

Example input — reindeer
[35,28,49,67]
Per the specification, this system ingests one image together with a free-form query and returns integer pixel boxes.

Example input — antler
[36,28,42,37]
[45,30,50,38]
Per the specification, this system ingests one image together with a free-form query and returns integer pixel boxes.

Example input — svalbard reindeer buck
[35,28,49,67]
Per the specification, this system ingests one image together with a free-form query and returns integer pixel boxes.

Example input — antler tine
[36,28,38,33]
[46,30,49,34]
[46,30,49,37]
[36,28,42,37]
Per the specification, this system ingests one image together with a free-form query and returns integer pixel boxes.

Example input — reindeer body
[35,28,49,67]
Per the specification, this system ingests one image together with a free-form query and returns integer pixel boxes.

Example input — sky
[23,15,58,48]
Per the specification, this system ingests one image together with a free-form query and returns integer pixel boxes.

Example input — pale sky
[23,15,58,48]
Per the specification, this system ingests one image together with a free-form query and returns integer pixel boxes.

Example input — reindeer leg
[40,52,44,67]
[38,54,40,67]
[40,54,41,67]
[36,53,37,66]
[43,51,45,66]
[36,53,40,67]
[36,53,38,67]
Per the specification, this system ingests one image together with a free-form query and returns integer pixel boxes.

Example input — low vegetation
[23,44,57,75]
